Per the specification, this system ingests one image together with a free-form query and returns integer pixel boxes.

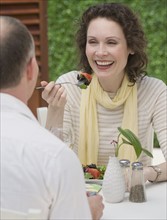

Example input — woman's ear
[129,50,134,55]
[128,48,135,55]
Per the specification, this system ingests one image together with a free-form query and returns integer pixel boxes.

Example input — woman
[41,3,167,183]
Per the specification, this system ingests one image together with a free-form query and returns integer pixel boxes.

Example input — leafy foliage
[47,0,167,84]
[47,0,166,147]
[116,127,153,159]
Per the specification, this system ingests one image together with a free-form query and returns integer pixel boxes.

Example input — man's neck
[0,86,28,105]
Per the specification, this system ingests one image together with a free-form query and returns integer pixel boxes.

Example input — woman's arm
[144,162,167,183]
[144,84,167,183]
[41,81,67,130]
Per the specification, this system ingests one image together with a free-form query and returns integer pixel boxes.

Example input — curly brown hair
[76,3,148,83]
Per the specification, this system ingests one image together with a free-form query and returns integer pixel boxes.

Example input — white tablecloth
[101,182,167,220]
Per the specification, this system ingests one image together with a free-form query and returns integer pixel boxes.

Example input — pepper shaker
[129,162,146,202]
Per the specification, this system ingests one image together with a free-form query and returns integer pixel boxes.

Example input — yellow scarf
[78,74,138,165]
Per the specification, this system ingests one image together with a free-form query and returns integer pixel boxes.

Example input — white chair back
[0,208,41,220]
[36,107,48,127]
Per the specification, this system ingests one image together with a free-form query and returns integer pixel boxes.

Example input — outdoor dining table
[101,181,167,220]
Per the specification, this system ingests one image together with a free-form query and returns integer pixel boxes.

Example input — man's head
[0,16,39,102]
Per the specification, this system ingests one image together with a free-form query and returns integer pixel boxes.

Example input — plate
[85,183,102,194]
[85,179,103,185]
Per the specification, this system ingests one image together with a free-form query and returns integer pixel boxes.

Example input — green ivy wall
[47,0,167,148]
[47,0,167,84]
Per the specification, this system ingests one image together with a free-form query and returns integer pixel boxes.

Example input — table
[101,182,167,220]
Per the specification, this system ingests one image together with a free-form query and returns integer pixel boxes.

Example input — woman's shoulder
[57,70,82,103]
[57,70,79,83]
[137,75,166,92]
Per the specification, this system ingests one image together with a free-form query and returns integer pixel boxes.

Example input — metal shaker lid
[131,161,143,170]
[119,159,130,167]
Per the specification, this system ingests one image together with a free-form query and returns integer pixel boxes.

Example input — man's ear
[27,57,39,80]
[26,57,34,80]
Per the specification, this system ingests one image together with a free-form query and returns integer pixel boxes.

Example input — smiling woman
[86,17,133,93]
[41,3,167,185]
[48,0,166,84]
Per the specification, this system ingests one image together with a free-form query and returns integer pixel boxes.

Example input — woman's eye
[88,40,97,44]
[108,41,117,45]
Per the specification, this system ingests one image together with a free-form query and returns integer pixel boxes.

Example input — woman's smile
[86,17,132,90]
[95,60,114,71]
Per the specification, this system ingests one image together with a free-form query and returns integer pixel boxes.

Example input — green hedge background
[47,0,167,85]
[47,0,167,148]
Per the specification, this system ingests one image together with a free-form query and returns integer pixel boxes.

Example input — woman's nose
[95,45,108,56]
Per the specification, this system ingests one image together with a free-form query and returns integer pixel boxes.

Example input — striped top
[57,71,167,166]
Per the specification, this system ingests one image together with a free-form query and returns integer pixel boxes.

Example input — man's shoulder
[25,125,68,156]
[31,128,82,177]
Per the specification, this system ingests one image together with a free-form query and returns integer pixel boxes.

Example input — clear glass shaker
[129,161,146,202]
[119,159,130,192]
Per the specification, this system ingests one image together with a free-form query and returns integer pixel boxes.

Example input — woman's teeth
[96,61,114,66]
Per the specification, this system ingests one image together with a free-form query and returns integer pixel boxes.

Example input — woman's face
[86,17,132,81]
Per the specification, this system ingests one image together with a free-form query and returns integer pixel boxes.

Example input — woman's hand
[40,81,67,129]
[41,81,67,109]
[143,162,167,183]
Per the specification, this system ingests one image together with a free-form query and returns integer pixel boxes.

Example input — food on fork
[77,72,92,89]
[36,72,92,90]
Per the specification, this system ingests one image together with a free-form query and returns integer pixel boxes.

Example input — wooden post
[0,0,49,117]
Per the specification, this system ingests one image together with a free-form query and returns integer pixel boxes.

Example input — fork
[36,82,80,90]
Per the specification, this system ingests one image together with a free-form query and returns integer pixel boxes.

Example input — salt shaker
[119,159,130,192]
[129,161,146,202]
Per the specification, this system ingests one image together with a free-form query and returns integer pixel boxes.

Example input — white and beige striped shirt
[57,71,167,166]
